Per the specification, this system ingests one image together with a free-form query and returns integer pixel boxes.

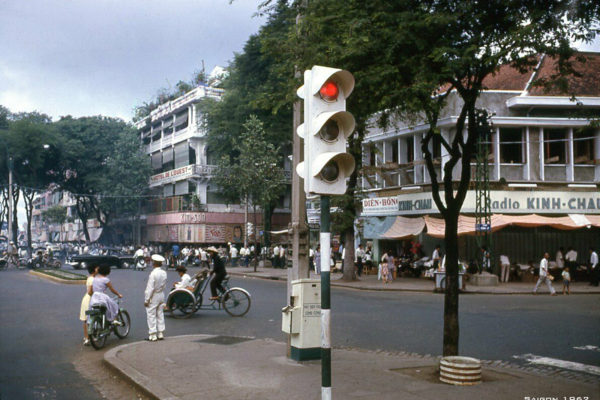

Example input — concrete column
[594,129,600,182]
[414,134,423,184]
[567,128,574,182]
[494,127,500,181]
[525,127,531,181]
[539,127,545,181]
[399,137,407,186]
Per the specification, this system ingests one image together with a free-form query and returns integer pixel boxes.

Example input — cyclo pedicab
[166,269,251,318]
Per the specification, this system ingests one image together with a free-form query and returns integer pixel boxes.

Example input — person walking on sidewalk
[589,247,599,286]
[144,254,167,342]
[561,267,571,295]
[500,254,510,283]
[533,252,557,296]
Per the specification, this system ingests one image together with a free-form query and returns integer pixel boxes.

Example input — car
[68,248,135,270]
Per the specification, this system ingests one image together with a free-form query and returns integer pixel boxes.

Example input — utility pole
[7,155,13,244]
[320,195,332,400]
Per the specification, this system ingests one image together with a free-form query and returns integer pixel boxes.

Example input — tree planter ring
[439,356,481,385]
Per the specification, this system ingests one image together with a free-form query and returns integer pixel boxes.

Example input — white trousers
[534,276,555,294]
[146,294,165,335]
[501,263,510,283]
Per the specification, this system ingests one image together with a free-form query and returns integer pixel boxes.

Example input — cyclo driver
[205,246,227,300]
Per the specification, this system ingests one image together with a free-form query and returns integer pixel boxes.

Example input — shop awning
[424,213,600,238]
[381,216,426,239]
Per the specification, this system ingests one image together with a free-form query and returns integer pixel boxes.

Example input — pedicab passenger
[173,265,193,290]
[89,264,122,324]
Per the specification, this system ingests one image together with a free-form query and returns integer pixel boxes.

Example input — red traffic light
[319,80,339,102]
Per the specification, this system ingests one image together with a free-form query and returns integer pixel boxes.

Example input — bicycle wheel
[222,288,251,317]
[89,318,107,350]
[166,291,196,319]
[113,310,131,338]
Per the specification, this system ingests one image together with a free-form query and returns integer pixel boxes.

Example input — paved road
[1,267,599,398]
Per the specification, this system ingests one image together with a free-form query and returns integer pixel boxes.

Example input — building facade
[360,53,600,266]
[135,74,291,246]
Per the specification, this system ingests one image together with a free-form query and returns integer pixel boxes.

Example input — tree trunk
[443,209,460,357]
[342,229,356,281]
[23,190,35,257]
[11,188,19,244]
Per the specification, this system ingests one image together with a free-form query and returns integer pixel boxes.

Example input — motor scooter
[86,298,130,350]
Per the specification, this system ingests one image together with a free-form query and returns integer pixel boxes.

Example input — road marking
[574,345,600,352]
[513,354,600,376]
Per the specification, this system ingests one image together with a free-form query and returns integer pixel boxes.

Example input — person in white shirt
[355,244,365,276]
[589,248,599,287]
[279,245,286,269]
[200,248,209,269]
[533,252,556,295]
[500,255,510,283]
[144,254,168,341]
[555,247,564,269]
[230,245,239,267]
[432,245,441,270]
[173,266,193,290]
[273,245,280,268]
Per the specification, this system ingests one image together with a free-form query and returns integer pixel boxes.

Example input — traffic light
[246,222,254,236]
[296,66,355,195]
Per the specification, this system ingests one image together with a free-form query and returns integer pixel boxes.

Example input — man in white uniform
[144,254,167,341]
[533,252,556,296]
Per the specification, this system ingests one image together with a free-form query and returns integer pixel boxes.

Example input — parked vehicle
[69,248,134,269]
[86,298,130,350]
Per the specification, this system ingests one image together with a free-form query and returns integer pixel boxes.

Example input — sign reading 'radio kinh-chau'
[361,190,600,216]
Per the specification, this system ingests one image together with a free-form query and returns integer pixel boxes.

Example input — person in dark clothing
[206,246,227,300]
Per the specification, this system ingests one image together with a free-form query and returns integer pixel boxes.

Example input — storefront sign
[362,191,600,216]
[150,165,194,186]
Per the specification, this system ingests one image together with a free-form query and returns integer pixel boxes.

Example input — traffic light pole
[320,195,331,400]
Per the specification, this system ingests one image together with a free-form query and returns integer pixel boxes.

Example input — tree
[54,116,134,242]
[0,110,57,252]
[213,115,286,259]
[263,0,599,355]
[42,205,68,241]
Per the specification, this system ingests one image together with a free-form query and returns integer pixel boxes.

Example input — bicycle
[166,270,251,319]
[86,298,131,350]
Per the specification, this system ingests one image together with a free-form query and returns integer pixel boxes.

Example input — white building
[360,52,600,266]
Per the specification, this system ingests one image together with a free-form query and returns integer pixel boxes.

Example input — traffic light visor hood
[310,111,355,140]
[311,152,355,180]
[310,67,354,99]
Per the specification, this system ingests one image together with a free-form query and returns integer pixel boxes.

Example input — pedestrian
[206,246,227,300]
[565,246,578,280]
[279,245,286,269]
[144,254,167,341]
[314,245,321,274]
[500,254,510,283]
[555,247,565,270]
[273,244,280,268]
[432,245,442,270]
[309,247,315,271]
[381,253,391,284]
[589,247,599,287]
[480,246,491,272]
[80,263,98,346]
[533,252,557,296]
[355,244,364,277]
[230,244,238,267]
[561,267,571,295]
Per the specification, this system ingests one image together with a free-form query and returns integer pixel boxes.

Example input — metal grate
[195,336,254,346]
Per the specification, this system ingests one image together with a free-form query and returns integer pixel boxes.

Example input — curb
[226,271,600,295]
[29,269,85,285]
[104,335,219,400]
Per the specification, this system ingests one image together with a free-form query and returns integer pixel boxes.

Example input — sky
[0,0,266,122]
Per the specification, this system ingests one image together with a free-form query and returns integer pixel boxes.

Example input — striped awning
[381,216,426,239]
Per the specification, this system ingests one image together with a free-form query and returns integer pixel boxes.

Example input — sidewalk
[226,266,600,294]
[104,334,598,400]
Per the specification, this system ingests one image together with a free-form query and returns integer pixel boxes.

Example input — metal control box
[281,279,321,360]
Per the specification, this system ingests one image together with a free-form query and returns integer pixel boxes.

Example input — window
[369,145,376,166]
[432,134,441,161]
[573,128,594,164]
[499,128,524,164]
[406,136,415,163]
[391,141,398,163]
[544,129,567,164]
